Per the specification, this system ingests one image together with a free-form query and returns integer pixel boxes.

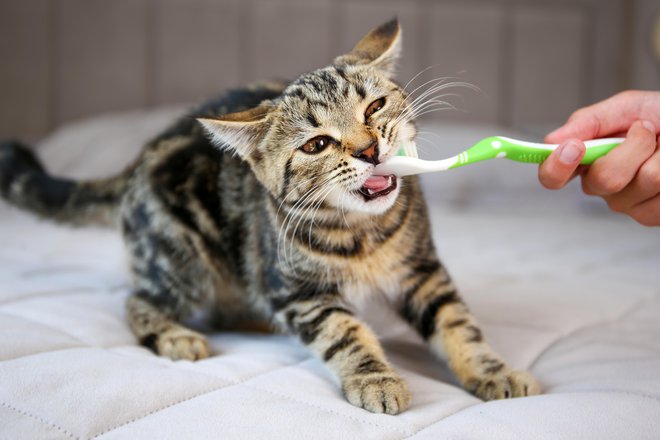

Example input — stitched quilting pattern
[1,183,659,439]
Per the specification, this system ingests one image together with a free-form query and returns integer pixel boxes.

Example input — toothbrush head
[396,140,418,158]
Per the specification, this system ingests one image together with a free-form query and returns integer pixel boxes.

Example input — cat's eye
[300,136,335,154]
[365,98,386,120]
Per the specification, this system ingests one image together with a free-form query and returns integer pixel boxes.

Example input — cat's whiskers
[390,76,453,119]
[389,80,478,129]
[339,188,351,230]
[415,132,440,143]
[305,182,340,257]
[394,71,450,104]
[276,168,335,217]
[406,93,459,117]
[388,75,461,126]
[416,130,444,140]
[414,92,457,112]
[285,180,338,273]
[413,136,439,156]
[277,175,336,271]
[406,104,459,121]
[290,181,337,253]
[278,172,336,222]
[306,184,334,248]
[405,80,478,115]
[391,85,463,126]
[278,181,331,263]
[278,173,339,272]
[399,66,445,95]
[389,97,453,134]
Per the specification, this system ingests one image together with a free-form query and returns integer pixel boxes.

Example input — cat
[0,19,539,414]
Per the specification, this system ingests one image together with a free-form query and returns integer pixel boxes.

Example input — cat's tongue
[362,175,391,192]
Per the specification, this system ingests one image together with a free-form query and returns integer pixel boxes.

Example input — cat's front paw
[156,327,210,361]
[467,369,540,400]
[343,373,411,415]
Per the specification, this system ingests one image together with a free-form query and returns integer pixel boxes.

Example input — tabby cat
[0,19,539,414]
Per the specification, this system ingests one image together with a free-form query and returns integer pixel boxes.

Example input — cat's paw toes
[468,369,540,400]
[506,370,541,397]
[156,328,210,361]
[343,374,411,415]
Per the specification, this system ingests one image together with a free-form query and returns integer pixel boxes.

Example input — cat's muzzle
[356,175,397,201]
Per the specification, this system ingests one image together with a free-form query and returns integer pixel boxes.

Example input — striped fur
[0,20,538,414]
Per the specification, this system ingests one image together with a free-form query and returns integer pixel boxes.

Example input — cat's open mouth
[356,175,397,201]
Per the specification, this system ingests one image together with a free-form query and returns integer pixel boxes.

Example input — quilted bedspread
[1,111,659,439]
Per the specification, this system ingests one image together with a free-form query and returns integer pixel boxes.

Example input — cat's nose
[353,140,380,165]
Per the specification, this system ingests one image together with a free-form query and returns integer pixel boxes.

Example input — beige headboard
[1,0,657,140]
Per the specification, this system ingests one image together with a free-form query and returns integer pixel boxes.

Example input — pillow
[38,106,189,179]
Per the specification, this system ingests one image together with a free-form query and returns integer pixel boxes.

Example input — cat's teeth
[367,189,376,195]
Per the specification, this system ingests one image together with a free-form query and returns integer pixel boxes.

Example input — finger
[628,194,660,226]
[582,120,657,196]
[538,139,585,189]
[545,91,660,143]
[603,147,660,212]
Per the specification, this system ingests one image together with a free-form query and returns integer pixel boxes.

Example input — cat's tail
[0,139,131,227]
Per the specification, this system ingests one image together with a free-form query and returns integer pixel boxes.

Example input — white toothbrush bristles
[400,141,418,158]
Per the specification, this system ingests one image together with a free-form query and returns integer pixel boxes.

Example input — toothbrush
[373,136,624,177]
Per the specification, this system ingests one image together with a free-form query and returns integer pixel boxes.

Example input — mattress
[1,109,659,439]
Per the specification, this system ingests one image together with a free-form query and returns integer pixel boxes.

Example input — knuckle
[588,171,626,194]
[632,212,659,227]
[617,90,637,101]
[580,176,594,195]
[638,160,660,190]
[631,129,657,154]
[568,108,586,122]
[606,198,626,213]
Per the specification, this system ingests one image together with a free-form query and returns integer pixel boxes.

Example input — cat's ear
[334,18,401,78]
[197,103,272,160]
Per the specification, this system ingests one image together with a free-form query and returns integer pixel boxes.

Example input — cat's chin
[326,178,401,215]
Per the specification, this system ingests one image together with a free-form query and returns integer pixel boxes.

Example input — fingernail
[559,140,581,164]
[641,120,655,133]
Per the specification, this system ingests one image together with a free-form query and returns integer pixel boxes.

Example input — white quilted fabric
[1,112,659,439]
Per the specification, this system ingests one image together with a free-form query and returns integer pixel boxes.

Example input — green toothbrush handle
[502,138,622,165]
[451,136,624,169]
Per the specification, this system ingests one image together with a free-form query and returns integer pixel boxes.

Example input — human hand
[538,91,660,226]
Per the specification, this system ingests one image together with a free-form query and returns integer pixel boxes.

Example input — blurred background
[1,0,658,142]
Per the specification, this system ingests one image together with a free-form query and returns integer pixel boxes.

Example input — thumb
[538,139,586,189]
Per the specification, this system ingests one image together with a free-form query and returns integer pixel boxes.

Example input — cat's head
[199,19,416,216]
